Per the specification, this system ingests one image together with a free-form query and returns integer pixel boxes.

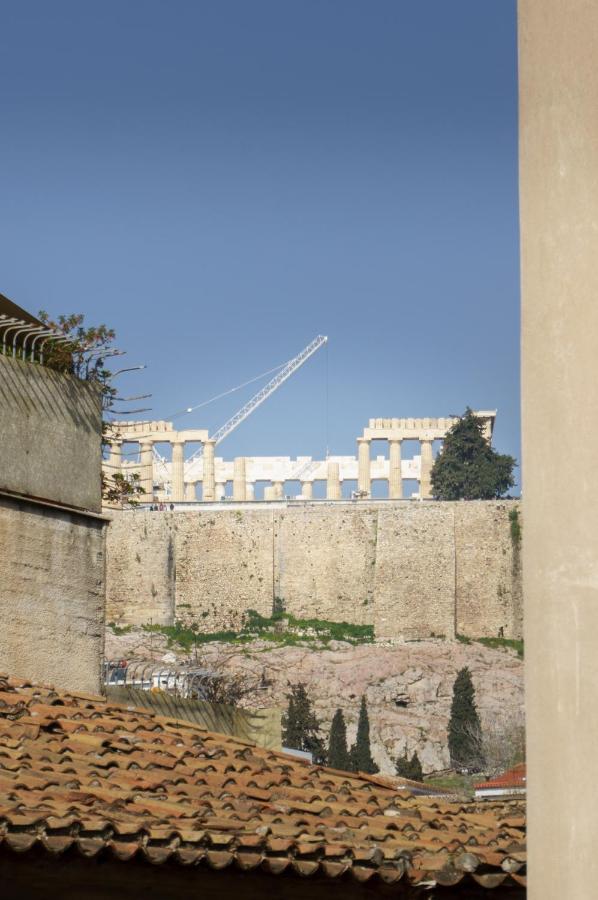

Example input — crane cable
[167,359,290,422]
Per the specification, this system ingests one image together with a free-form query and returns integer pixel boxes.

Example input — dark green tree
[430,408,516,500]
[328,708,350,771]
[350,695,379,774]
[448,667,485,771]
[395,750,423,782]
[282,683,326,764]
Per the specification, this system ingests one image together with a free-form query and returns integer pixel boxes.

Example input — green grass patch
[456,633,523,658]
[140,610,375,651]
[107,622,133,636]
[423,773,475,798]
[475,636,524,658]
[142,621,246,651]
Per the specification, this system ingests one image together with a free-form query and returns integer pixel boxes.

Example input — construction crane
[186,334,328,463]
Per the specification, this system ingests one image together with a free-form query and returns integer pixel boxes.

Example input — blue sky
[0,1,520,489]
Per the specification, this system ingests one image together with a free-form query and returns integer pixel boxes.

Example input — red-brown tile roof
[0,675,526,892]
[475,765,526,792]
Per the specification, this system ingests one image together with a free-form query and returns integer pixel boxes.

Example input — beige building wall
[0,350,106,693]
[0,495,105,693]
[519,2,598,896]
[106,502,521,640]
[0,354,102,512]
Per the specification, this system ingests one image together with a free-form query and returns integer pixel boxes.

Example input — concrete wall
[0,494,105,693]
[0,354,102,512]
[106,501,522,640]
[519,2,598,896]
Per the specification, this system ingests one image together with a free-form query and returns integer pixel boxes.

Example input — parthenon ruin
[103,411,496,504]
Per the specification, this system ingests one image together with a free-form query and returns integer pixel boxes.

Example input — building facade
[0,296,106,693]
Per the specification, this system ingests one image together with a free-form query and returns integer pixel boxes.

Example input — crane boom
[187,335,327,462]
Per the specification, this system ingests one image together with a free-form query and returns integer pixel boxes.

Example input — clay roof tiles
[475,764,527,792]
[0,675,526,892]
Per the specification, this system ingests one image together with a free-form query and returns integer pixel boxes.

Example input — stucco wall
[0,494,105,693]
[0,354,102,512]
[519,2,598,896]
[106,501,522,640]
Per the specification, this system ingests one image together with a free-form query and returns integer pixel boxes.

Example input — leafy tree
[395,750,423,782]
[350,695,379,774]
[37,311,145,506]
[38,311,117,398]
[328,708,350,771]
[102,472,145,507]
[448,667,485,771]
[282,683,326,764]
[430,408,516,500]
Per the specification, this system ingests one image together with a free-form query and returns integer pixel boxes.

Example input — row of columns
[358,437,434,499]
[107,438,218,503]
[107,439,435,501]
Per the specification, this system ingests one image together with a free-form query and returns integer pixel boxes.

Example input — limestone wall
[0,494,105,693]
[106,500,522,640]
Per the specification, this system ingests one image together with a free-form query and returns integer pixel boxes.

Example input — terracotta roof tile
[475,764,527,792]
[0,676,525,891]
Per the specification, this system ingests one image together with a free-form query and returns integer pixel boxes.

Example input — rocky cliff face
[105,629,524,775]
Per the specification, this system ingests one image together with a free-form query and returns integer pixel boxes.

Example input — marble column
[357,438,371,496]
[264,485,275,501]
[389,439,403,499]
[326,461,341,500]
[215,481,226,501]
[139,440,154,500]
[272,481,284,500]
[233,457,247,501]
[184,481,196,501]
[301,481,313,499]
[202,440,216,502]
[419,439,434,500]
[171,440,185,502]
[246,482,255,501]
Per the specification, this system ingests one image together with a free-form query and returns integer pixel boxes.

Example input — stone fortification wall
[0,494,105,693]
[106,500,522,641]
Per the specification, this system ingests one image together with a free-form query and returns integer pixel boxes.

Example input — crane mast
[186,334,327,463]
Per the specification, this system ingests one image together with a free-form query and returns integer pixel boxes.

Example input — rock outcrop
[105,629,524,774]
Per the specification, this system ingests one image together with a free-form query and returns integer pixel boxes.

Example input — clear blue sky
[0,1,520,488]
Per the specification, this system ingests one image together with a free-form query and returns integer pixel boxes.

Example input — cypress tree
[328,708,350,771]
[395,750,423,782]
[281,683,326,764]
[395,751,412,779]
[409,751,423,782]
[448,667,485,771]
[350,695,379,774]
[430,408,516,500]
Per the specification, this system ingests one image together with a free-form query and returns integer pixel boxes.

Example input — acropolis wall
[106,499,522,641]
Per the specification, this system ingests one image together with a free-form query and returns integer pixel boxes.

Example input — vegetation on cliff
[282,683,326,764]
[327,708,350,771]
[448,667,485,771]
[140,610,375,651]
[395,750,424,782]
[350,695,379,774]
